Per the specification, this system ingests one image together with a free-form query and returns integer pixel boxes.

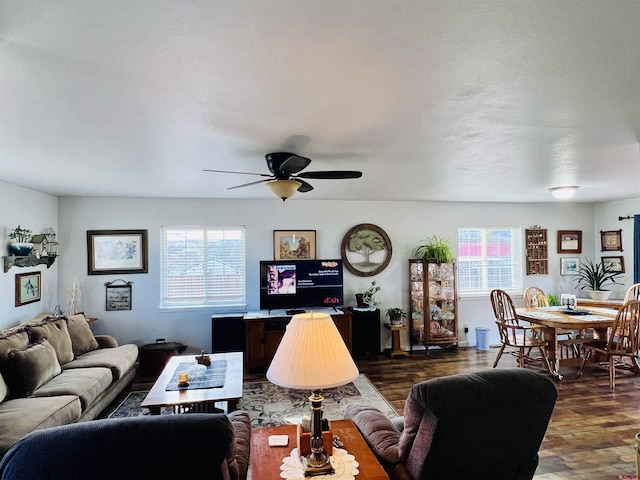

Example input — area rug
[108,374,398,427]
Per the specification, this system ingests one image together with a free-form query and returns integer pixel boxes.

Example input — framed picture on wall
[560,257,580,276]
[600,230,623,252]
[557,230,582,254]
[87,230,148,275]
[15,271,41,307]
[273,230,316,260]
[602,256,625,273]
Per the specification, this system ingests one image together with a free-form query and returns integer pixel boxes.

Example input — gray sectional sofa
[0,312,138,458]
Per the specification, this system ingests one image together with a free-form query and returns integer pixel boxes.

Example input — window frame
[160,226,246,312]
[457,226,523,298]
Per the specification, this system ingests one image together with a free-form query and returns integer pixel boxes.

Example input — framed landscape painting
[87,230,148,275]
[602,256,625,273]
[273,230,316,260]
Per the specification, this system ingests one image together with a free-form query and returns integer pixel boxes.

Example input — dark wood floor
[354,346,640,480]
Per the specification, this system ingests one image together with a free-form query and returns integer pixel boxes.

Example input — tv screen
[259,259,344,311]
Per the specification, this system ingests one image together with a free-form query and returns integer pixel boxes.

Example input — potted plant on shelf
[8,225,34,256]
[356,281,380,308]
[413,235,454,263]
[574,258,624,301]
[385,307,407,326]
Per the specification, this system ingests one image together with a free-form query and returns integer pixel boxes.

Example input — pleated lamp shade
[266,312,359,390]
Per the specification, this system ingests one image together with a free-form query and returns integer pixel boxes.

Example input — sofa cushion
[7,340,62,397]
[65,313,99,356]
[0,373,7,403]
[0,328,29,358]
[0,395,81,459]
[62,344,138,381]
[32,367,113,411]
[28,317,74,365]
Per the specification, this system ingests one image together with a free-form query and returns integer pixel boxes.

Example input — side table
[384,323,409,357]
[138,341,186,377]
[250,419,389,480]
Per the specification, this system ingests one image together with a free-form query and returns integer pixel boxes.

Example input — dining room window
[457,227,523,296]
[160,226,246,310]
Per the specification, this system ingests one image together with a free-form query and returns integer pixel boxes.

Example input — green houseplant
[574,258,624,300]
[385,307,407,326]
[413,235,454,263]
[356,281,380,308]
[8,225,34,256]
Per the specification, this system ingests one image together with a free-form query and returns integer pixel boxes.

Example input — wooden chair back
[523,286,549,307]
[608,300,640,355]
[624,284,640,303]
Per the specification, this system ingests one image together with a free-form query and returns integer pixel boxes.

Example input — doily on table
[280,447,359,480]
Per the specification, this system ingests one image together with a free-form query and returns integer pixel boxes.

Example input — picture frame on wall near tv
[273,230,316,260]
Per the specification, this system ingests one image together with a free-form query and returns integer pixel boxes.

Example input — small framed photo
[600,230,623,252]
[273,230,316,260]
[602,256,625,273]
[87,230,148,275]
[15,271,42,307]
[105,280,133,311]
[560,257,580,276]
[557,230,582,254]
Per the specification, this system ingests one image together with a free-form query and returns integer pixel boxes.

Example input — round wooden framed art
[340,223,392,277]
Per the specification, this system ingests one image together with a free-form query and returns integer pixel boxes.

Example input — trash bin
[475,327,490,351]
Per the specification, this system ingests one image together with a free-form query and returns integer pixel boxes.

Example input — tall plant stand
[384,323,409,357]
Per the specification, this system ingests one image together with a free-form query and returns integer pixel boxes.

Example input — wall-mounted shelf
[3,255,57,273]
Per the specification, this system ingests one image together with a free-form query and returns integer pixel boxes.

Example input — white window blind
[160,226,246,309]
[457,227,523,296]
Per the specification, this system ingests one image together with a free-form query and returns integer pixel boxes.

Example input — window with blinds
[457,227,523,296]
[160,226,246,309]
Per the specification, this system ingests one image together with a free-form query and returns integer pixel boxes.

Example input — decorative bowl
[187,364,207,379]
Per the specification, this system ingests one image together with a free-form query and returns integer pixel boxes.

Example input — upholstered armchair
[345,368,557,480]
[0,411,251,480]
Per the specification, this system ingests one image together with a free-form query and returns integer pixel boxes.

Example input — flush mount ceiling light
[549,186,579,200]
[266,179,302,201]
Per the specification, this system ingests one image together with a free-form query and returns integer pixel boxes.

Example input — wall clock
[340,223,392,277]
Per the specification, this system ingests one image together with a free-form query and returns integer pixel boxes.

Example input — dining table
[515,305,619,380]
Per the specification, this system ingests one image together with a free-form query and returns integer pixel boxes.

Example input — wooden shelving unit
[525,227,548,275]
[3,255,57,273]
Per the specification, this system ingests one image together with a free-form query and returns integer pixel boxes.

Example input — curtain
[634,215,640,283]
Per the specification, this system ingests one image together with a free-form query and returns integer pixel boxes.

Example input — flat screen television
[259,259,344,312]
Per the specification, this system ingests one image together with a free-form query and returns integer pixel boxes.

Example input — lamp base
[302,453,335,477]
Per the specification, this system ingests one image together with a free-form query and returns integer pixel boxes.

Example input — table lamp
[266,312,359,477]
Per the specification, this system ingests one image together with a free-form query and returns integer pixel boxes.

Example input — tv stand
[243,310,352,371]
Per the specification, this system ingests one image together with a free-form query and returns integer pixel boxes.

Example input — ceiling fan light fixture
[267,180,302,201]
[549,185,579,200]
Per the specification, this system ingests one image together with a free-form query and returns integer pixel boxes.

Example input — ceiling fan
[203,152,363,201]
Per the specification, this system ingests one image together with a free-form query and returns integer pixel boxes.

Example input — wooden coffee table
[250,419,390,480]
[141,352,243,415]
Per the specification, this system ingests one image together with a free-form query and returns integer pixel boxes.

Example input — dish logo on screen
[324,296,340,305]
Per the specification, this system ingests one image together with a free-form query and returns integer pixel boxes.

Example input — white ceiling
[2,1,640,203]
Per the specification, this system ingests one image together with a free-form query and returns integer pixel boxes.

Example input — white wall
[0,181,58,329]
[58,196,598,351]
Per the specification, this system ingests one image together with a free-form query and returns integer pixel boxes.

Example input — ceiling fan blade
[296,179,314,193]
[203,169,271,178]
[296,170,362,180]
[227,179,270,190]
[280,155,312,175]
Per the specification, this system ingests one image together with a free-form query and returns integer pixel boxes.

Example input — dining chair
[577,299,640,391]
[523,286,577,357]
[624,283,640,303]
[490,289,552,374]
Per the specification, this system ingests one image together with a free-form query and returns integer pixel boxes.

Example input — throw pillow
[29,317,74,365]
[0,327,29,357]
[7,339,62,397]
[0,372,8,403]
[65,313,99,357]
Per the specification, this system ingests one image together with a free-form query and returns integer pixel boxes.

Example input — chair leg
[577,349,591,378]
[493,345,505,368]
[537,346,553,376]
[518,348,525,368]
[609,357,615,392]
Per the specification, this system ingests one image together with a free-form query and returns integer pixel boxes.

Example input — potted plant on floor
[574,258,624,301]
[385,307,407,326]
